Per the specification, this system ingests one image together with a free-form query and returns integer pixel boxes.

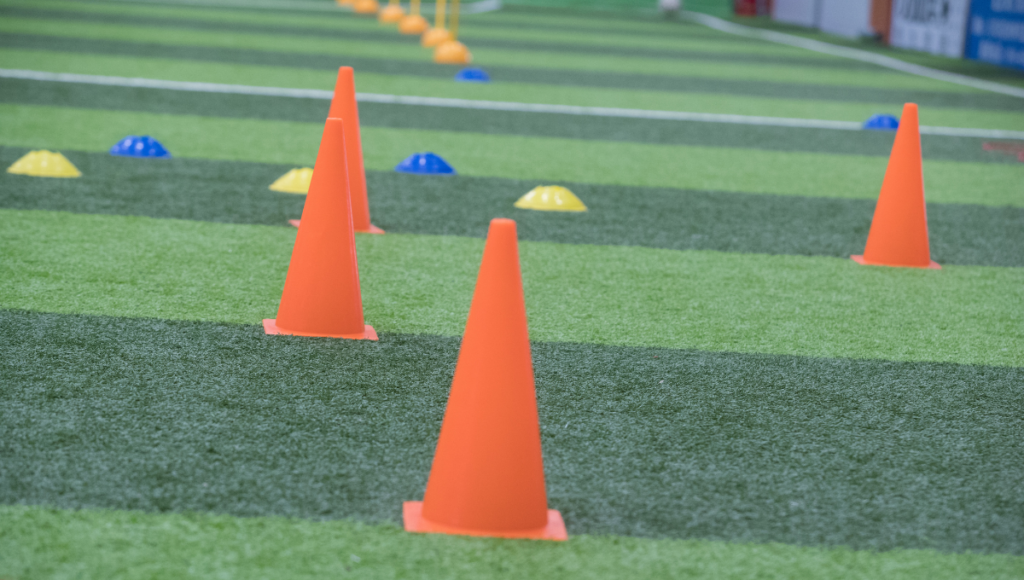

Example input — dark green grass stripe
[18,0,768,43]
[5,34,1022,111]
[1,78,1016,165]
[2,309,1021,554]
[2,147,1020,268]
[0,5,871,69]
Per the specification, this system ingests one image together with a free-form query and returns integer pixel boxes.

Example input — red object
[328,67,384,235]
[404,218,567,541]
[870,0,893,44]
[983,141,1024,161]
[264,117,378,340]
[852,103,940,270]
[735,0,757,16]
[735,0,770,16]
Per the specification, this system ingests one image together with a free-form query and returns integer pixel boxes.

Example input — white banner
[890,0,972,57]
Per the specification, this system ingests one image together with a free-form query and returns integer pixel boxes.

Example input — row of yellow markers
[339,0,472,64]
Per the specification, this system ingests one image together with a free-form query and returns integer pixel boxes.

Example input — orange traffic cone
[328,67,384,235]
[852,103,940,269]
[404,218,567,541]
[263,117,377,341]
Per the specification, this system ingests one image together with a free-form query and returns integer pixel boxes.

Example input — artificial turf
[7,14,1012,104]
[3,104,1022,206]
[6,506,1023,580]
[2,0,1022,575]
[2,309,1023,553]
[8,47,1021,129]
[2,209,1022,367]
[2,147,1023,267]
[5,77,1020,164]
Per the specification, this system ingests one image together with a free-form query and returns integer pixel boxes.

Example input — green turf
[0,0,827,59]
[4,103,1021,206]
[2,11,994,97]
[2,209,1021,366]
[4,76,1015,164]
[7,48,1022,129]
[2,309,1023,552]
[5,506,1022,580]
[2,147,1021,267]
[2,0,1023,574]
[9,32,1008,110]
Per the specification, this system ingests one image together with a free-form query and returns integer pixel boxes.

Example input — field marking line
[3,68,1024,140]
[91,0,502,14]
[685,12,1024,100]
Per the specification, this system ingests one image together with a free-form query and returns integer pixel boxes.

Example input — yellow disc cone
[269,168,314,194]
[6,150,81,178]
[514,186,587,212]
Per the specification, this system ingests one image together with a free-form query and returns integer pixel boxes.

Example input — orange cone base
[421,27,452,47]
[850,255,940,270]
[353,0,379,13]
[263,319,379,340]
[403,502,567,541]
[434,40,471,64]
[378,4,405,22]
[289,219,384,234]
[399,14,430,34]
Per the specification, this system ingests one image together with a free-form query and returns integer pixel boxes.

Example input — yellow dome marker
[6,150,81,178]
[269,168,314,194]
[514,186,587,212]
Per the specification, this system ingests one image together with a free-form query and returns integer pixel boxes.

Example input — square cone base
[402,501,567,541]
[850,255,940,270]
[263,319,378,340]
[288,219,384,234]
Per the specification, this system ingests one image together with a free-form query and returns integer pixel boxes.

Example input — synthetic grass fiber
[3,104,1022,206]
[2,309,1023,553]
[4,19,1013,108]
[3,0,1023,575]
[1,209,1021,367]
[1,147,1022,267]
[6,48,1022,129]
[5,506,1023,580]
[3,77,1018,164]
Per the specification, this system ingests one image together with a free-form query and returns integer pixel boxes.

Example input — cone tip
[488,218,517,236]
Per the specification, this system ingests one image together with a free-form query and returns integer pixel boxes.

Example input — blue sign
[965,0,1024,71]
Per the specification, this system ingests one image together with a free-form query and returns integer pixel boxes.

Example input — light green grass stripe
[3,506,1022,580]
[2,0,819,58]
[5,49,1020,131]
[1,210,1021,367]
[2,103,1020,207]
[0,15,973,93]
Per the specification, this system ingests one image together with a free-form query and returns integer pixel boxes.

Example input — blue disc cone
[394,152,456,175]
[109,135,172,158]
[455,68,490,83]
[862,114,900,131]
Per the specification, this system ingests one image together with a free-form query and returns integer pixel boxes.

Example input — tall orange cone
[328,67,384,235]
[263,117,377,340]
[852,103,940,269]
[404,218,567,541]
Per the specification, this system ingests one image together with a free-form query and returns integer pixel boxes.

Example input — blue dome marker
[455,68,490,83]
[109,135,172,158]
[863,114,899,131]
[395,152,456,175]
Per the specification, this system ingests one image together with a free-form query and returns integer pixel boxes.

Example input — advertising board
[889,0,972,57]
[965,0,1024,71]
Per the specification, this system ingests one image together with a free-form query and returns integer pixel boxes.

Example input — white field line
[3,68,1024,140]
[685,11,1024,100]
